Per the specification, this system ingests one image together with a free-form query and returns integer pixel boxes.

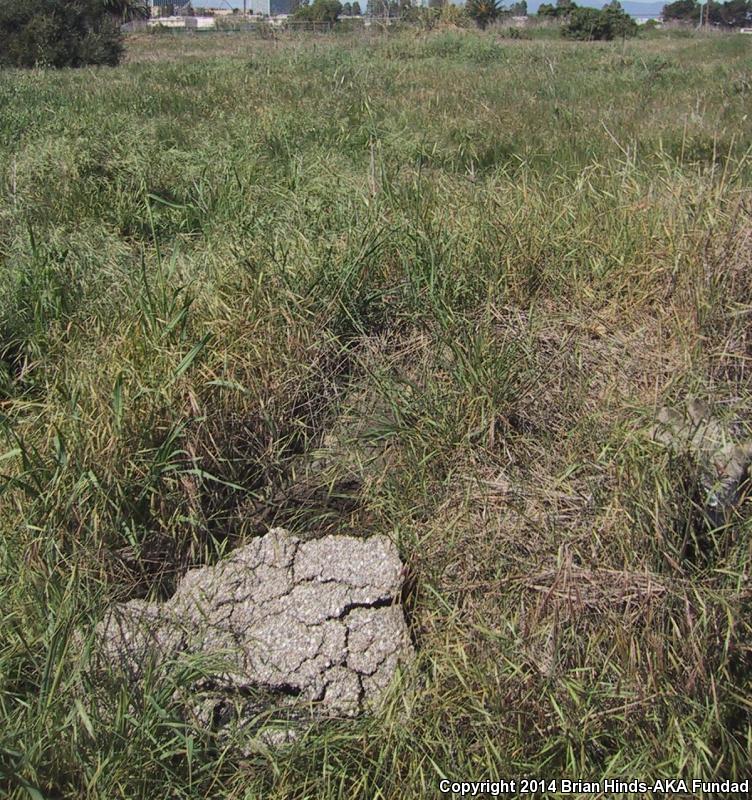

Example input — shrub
[293,0,343,23]
[0,0,123,68]
[562,3,637,40]
[440,3,469,26]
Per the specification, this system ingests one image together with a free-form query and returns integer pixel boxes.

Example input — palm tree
[466,0,502,30]
[101,0,151,22]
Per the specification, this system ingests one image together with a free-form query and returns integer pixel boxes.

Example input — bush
[0,0,123,68]
[440,3,470,26]
[562,3,637,40]
[505,25,532,38]
[293,0,343,23]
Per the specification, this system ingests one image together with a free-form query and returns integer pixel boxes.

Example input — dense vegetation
[466,0,503,29]
[294,0,345,23]
[1,25,752,800]
[538,1,637,39]
[561,2,637,39]
[663,0,752,26]
[0,0,149,68]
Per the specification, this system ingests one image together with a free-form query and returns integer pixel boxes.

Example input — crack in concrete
[94,528,413,734]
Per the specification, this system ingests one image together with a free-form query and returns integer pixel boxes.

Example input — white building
[247,0,294,14]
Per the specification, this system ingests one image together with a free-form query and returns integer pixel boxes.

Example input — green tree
[0,0,123,68]
[508,0,527,13]
[294,0,343,21]
[561,3,636,38]
[719,0,752,25]
[661,0,699,21]
[466,0,502,29]
[602,1,638,36]
[562,6,608,36]
[342,0,352,12]
[352,0,362,12]
[538,0,576,16]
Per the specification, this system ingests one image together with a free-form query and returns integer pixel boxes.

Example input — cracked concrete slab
[93,528,413,736]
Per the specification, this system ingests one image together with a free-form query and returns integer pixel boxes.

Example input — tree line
[662,0,752,26]
[2,0,751,70]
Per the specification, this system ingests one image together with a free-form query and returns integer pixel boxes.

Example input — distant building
[248,0,294,14]
[124,5,217,29]
[147,1,193,16]
[185,16,216,27]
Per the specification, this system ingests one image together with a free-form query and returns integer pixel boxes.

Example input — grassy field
[1,25,752,799]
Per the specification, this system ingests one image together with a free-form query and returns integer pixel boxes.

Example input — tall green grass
[1,27,752,799]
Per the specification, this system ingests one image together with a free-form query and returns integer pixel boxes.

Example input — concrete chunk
[92,528,413,738]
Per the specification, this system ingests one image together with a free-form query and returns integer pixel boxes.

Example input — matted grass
[1,26,752,799]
